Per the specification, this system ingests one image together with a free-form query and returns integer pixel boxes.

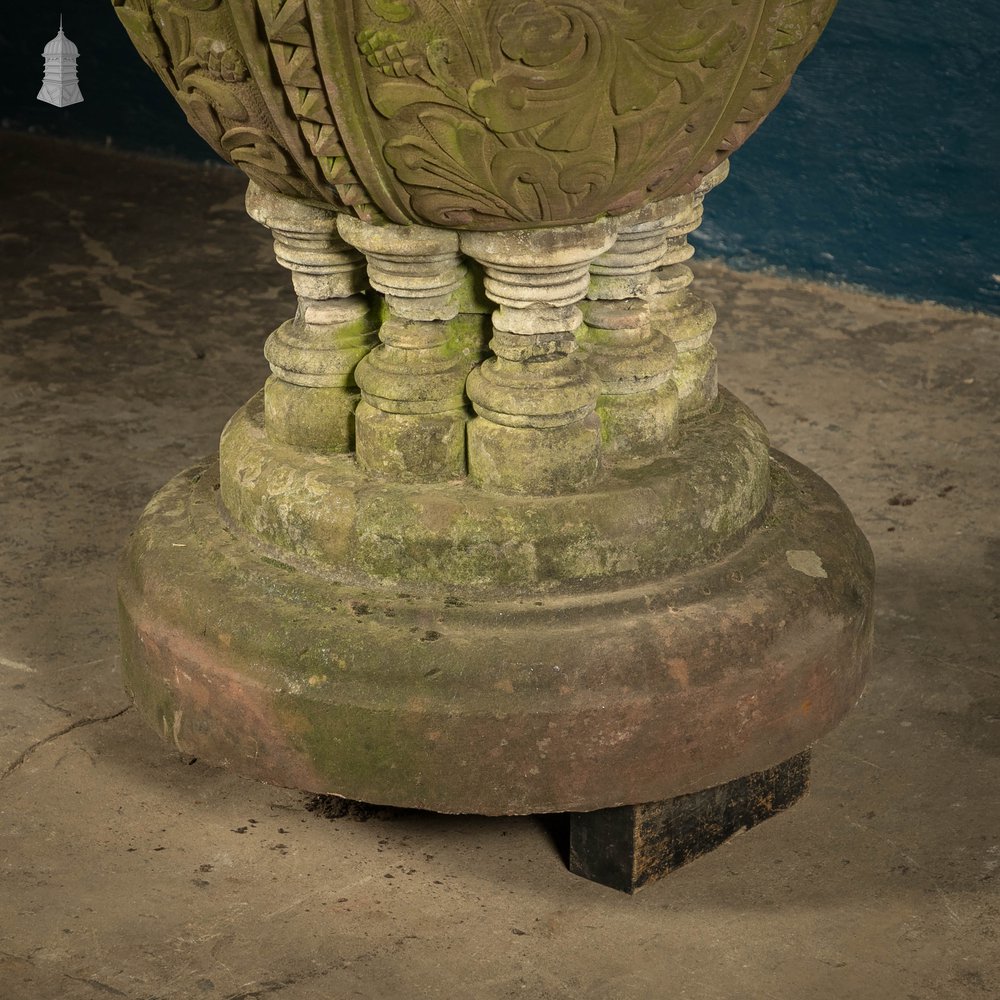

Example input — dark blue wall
[3,0,998,314]
[694,0,1000,315]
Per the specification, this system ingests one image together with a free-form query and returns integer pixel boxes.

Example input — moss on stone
[264,376,359,453]
[218,388,772,591]
[117,449,874,812]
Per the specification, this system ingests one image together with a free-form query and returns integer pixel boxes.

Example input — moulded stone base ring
[117,451,873,815]
[218,388,772,590]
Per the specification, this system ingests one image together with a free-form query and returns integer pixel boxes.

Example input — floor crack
[37,696,74,718]
[222,978,300,1000]
[0,704,133,783]
[220,966,340,1000]
[0,949,132,998]
[62,971,130,997]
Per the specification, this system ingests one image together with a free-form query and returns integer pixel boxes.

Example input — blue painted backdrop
[694,0,1000,314]
[3,0,998,313]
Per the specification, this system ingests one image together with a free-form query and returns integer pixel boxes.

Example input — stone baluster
[580,201,680,466]
[337,217,475,482]
[245,182,377,452]
[461,222,616,495]
[650,161,729,418]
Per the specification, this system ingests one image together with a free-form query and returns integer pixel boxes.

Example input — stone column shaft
[650,161,729,418]
[245,182,376,452]
[581,201,680,465]
[337,217,476,482]
[461,222,615,495]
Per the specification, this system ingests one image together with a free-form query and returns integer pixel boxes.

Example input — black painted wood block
[568,750,811,893]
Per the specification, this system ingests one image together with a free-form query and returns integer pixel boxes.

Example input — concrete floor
[1,133,998,1000]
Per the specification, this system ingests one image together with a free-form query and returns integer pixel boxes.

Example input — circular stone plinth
[118,451,873,815]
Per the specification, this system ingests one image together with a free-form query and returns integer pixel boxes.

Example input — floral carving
[336,0,836,228]
[112,0,323,200]
[357,28,422,76]
[496,3,579,66]
[367,0,414,22]
[191,36,248,82]
[220,127,303,196]
[114,0,837,229]
[340,0,808,228]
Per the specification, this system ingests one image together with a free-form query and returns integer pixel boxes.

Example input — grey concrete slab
[1,134,997,1000]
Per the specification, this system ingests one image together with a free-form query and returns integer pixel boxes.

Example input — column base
[354,402,468,482]
[219,388,770,587]
[263,376,358,452]
[674,343,718,418]
[568,750,811,893]
[466,413,602,494]
[595,380,679,466]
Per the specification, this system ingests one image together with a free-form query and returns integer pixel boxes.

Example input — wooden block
[568,750,811,893]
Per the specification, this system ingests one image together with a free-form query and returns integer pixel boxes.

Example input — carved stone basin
[112,0,835,229]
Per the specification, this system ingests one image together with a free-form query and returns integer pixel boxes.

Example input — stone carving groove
[254,0,376,216]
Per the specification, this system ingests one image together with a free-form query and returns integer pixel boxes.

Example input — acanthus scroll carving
[112,0,324,200]
[114,0,837,229]
[343,0,834,229]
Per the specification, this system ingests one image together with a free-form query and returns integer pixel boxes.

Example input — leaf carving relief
[344,0,835,228]
[112,0,324,200]
[114,0,837,228]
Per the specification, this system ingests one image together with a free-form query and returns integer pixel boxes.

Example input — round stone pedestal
[109,0,860,890]
[118,392,872,816]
